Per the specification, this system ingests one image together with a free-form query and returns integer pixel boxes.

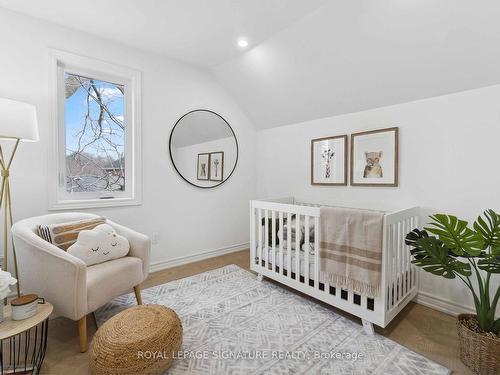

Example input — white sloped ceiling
[2,0,500,130]
[0,0,327,67]
[213,0,500,129]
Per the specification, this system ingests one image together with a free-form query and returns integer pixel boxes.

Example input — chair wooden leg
[133,285,143,305]
[78,316,87,353]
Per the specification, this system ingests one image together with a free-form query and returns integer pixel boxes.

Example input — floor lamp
[0,98,39,297]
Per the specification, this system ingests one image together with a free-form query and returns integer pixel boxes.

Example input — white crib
[249,197,419,334]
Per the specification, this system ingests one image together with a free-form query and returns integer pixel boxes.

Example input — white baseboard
[414,290,475,316]
[149,242,249,273]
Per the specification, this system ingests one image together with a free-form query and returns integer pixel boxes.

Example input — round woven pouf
[89,304,183,375]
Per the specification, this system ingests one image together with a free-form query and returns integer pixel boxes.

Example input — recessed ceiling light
[237,39,249,48]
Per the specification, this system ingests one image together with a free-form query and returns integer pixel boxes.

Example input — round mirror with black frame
[169,110,238,188]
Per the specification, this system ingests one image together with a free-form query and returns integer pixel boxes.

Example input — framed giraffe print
[351,127,398,187]
[209,151,224,182]
[197,153,210,181]
[310,135,347,185]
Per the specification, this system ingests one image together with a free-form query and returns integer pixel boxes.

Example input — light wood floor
[41,250,472,374]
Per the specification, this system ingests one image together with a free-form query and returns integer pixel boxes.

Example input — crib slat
[250,206,255,266]
[287,212,292,278]
[314,216,319,289]
[257,209,262,267]
[385,224,391,310]
[410,216,415,288]
[401,219,406,295]
[392,222,397,304]
[412,216,416,289]
[304,215,310,283]
[360,293,366,311]
[413,215,419,288]
[386,224,390,308]
[264,209,269,268]
[394,223,399,304]
[295,214,301,282]
[407,218,411,291]
[272,210,276,272]
[397,221,402,302]
[395,222,400,303]
[409,218,413,287]
[404,218,409,293]
[412,217,417,287]
[407,219,410,291]
[402,220,407,297]
[279,212,284,276]
[391,223,397,307]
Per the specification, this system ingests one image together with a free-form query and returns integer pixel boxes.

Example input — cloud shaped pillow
[67,224,130,266]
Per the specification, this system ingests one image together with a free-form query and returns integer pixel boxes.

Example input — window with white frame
[50,51,141,209]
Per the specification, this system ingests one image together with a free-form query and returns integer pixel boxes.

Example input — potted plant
[405,210,499,374]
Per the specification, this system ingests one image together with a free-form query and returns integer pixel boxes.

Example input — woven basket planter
[89,304,183,375]
[457,314,500,375]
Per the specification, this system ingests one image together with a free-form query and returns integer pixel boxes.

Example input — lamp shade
[0,98,39,142]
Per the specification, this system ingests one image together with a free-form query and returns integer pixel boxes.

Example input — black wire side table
[0,302,52,374]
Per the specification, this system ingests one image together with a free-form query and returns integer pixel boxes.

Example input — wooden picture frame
[196,153,210,181]
[310,134,348,185]
[209,151,224,182]
[350,127,398,187]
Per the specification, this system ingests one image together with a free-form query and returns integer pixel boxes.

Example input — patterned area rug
[95,265,450,374]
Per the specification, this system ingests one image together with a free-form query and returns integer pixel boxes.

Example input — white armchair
[11,213,151,353]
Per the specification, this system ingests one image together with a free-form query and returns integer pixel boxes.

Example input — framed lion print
[311,135,348,185]
[350,127,398,187]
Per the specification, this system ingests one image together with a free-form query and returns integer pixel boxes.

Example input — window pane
[64,73,125,193]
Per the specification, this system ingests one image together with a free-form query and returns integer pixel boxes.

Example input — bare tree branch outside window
[64,73,125,193]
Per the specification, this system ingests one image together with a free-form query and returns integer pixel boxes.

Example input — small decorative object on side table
[0,300,52,374]
[0,269,17,322]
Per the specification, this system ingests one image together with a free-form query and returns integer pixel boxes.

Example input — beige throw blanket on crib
[319,207,384,297]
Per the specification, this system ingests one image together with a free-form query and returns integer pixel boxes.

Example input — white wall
[0,8,256,268]
[256,84,500,315]
[172,136,237,188]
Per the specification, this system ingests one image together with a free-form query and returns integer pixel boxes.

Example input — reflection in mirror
[169,110,238,188]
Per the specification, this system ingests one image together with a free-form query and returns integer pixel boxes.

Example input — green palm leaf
[406,211,500,334]
[425,214,483,256]
[405,229,472,278]
[474,209,500,256]
[477,257,500,273]
[405,228,429,246]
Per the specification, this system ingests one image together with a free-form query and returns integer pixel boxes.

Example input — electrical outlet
[151,232,160,245]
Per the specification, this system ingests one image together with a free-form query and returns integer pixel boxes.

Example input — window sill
[49,197,142,211]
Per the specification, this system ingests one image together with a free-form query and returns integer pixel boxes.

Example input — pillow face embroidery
[67,224,129,266]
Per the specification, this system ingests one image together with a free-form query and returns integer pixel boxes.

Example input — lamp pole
[0,138,21,297]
